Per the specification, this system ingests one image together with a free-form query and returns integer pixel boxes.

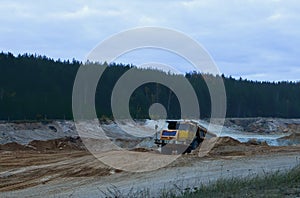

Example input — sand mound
[0,137,86,152]
[215,136,243,146]
[278,132,300,145]
[0,142,31,151]
[197,136,269,157]
[279,132,300,140]
[28,137,86,151]
[224,118,299,134]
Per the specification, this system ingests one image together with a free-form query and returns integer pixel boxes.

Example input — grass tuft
[98,165,300,198]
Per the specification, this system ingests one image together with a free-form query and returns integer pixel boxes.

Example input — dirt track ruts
[1,147,300,197]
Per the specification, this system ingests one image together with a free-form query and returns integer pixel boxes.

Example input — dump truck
[154,120,208,154]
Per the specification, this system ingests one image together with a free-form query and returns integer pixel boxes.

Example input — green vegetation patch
[179,166,300,198]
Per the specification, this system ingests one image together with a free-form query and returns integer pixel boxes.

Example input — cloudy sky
[0,0,299,81]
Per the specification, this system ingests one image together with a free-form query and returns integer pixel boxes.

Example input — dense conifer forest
[0,52,299,120]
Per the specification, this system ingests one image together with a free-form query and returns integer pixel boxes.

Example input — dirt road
[1,148,299,197]
[1,118,300,197]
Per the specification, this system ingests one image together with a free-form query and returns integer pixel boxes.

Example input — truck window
[176,123,190,130]
[167,121,177,129]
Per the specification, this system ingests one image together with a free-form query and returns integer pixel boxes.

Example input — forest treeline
[0,52,299,120]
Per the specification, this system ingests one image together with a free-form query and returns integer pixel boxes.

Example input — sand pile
[278,132,300,145]
[224,118,300,134]
[0,142,32,151]
[197,136,269,157]
[0,137,86,152]
[29,136,86,151]
[0,120,77,145]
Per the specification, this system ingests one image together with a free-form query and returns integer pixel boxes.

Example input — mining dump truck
[154,120,208,154]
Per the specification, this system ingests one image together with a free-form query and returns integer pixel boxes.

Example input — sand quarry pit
[0,119,300,197]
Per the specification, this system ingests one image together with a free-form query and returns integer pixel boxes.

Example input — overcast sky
[0,0,299,82]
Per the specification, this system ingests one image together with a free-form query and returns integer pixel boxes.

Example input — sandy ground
[1,145,300,197]
[1,118,300,197]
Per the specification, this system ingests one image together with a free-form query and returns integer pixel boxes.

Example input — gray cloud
[0,0,299,81]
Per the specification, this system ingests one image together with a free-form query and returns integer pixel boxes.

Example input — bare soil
[1,137,300,197]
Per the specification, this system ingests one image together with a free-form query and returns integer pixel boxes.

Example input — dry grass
[98,165,300,198]
[180,165,300,198]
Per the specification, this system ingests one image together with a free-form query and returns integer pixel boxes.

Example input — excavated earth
[0,118,300,197]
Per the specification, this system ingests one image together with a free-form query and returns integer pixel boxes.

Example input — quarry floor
[1,146,300,197]
[1,118,300,197]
